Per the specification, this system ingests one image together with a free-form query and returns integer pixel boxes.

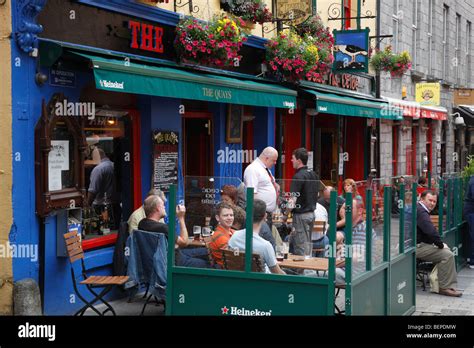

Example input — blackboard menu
[152,130,179,192]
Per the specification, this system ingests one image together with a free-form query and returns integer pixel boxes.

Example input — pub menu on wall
[152,130,179,192]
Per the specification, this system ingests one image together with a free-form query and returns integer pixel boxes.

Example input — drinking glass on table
[304,242,313,259]
[193,226,202,241]
[276,245,284,262]
[202,227,211,238]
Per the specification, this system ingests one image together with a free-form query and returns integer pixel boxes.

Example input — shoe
[439,288,462,297]
[469,264,474,269]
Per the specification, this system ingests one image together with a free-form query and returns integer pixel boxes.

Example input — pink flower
[192,41,198,46]
[186,45,193,51]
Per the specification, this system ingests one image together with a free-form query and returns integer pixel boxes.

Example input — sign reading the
[152,130,179,192]
[129,20,164,53]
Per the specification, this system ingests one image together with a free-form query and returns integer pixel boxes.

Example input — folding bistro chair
[312,220,327,258]
[221,249,263,272]
[63,231,129,316]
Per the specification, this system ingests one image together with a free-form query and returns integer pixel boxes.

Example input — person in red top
[209,202,235,267]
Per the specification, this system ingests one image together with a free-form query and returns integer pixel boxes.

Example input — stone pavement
[413,266,474,316]
[87,267,474,316]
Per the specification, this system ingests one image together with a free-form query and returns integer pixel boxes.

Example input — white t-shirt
[228,229,277,272]
[313,203,328,240]
[243,157,277,212]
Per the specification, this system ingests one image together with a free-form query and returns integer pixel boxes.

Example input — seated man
[416,190,462,297]
[335,198,378,285]
[128,188,166,234]
[209,202,235,267]
[138,195,210,268]
[228,199,285,275]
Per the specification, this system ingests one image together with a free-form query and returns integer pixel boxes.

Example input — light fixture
[452,112,466,127]
[306,108,318,116]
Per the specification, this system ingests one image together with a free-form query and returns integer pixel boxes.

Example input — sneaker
[469,264,474,269]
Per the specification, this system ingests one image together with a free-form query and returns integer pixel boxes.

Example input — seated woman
[336,178,362,244]
[208,202,235,267]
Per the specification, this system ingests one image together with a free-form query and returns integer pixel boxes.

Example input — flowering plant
[175,15,247,67]
[265,29,333,83]
[230,0,273,24]
[369,45,412,77]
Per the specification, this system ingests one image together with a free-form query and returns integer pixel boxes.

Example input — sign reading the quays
[202,87,232,101]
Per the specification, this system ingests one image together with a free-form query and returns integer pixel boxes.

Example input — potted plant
[175,15,247,68]
[369,45,412,77]
[229,0,273,28]
[462,155,474,179]
[265,29,333,83]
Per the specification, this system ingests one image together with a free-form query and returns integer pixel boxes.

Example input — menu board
[152,130,179,192]
[48,140,69,191]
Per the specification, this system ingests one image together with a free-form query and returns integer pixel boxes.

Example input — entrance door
[183,114,213,229]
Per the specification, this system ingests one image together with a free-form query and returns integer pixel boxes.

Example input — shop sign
[152,130,179,192]
[332,29,370,73]
[276,0,312,25]
[327,73,359,91]
[49,69,76,88]
[453,88,474,106]
[129,20,164,53]
[202,87,232,101]
[415,83,440,106]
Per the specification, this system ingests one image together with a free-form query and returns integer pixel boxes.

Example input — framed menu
[152,130,179,192]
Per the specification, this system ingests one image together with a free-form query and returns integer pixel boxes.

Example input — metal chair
[63,231,128,316]
[416,259,434,291]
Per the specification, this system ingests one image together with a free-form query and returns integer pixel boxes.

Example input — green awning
[74,52,296,109]
[303,89,403,120]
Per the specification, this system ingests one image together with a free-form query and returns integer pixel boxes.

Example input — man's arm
[176,205,189,247]
[270,264,286,274]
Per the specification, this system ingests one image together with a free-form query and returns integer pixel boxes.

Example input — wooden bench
[221,249,264,272]
[430,215,445,231]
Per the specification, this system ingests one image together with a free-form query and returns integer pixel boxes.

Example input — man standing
[244,147,279,248]
[87,148,121,230]
[244,147,279,224]
[289,148,318,255]
[416,190,462,297]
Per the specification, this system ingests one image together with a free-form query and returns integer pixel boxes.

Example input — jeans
[177,247,211,268]
[312,235,329,257]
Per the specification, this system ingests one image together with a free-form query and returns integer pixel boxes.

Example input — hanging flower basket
[265,27,334,83]
[229,0,273,25]
[175,15,247,68]
[369,45,412,77]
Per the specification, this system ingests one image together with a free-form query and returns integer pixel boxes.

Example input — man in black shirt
[289,148,319,256]
[138,195,210,268]
[416,190,461,297]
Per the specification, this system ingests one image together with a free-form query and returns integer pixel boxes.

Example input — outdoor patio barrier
[164,175,467,316]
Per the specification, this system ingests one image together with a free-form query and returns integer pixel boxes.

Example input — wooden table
[278,256,345,271]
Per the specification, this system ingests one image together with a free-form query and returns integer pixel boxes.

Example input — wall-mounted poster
[226,104,243,144]
[416,82,441,106]
[332,28,370,73]
[152,130,179,192]
[48,140,69,191]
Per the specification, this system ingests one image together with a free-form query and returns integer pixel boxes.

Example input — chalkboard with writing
[152,130,179,192]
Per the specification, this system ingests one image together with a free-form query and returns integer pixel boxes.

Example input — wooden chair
[312,220,327,257]
[63,231,129,316]
[430,215,440,231]
[221,249,263,272]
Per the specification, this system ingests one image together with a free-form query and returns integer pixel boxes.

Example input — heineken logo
[99,79,124,89]
[221,305,272,316]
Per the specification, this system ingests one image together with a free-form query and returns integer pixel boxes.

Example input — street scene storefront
[3,0,473,323]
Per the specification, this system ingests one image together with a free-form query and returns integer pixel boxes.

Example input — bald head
[259,147,278,169]
[323,185,335,201]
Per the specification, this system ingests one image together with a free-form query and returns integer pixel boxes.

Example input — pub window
[455,13,461,84]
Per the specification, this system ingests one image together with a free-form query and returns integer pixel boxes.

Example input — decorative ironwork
[261,13,304,37]
[15,0,47,54]
[174,0,199,14]
[327,2,375,21]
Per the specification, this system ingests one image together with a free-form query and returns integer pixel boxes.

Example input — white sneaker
[469,264,474,269]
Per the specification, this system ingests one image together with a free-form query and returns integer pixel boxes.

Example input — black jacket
[416,203,443,248]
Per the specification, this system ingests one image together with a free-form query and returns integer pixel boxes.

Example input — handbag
[429,264,439,293]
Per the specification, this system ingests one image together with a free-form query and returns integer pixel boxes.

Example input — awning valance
[73,52,297,109]
[419,105,448,121]
[303,89,403,120]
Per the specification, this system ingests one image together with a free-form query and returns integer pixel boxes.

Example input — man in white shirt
[243,147,279,215]
[228,199,285,274]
